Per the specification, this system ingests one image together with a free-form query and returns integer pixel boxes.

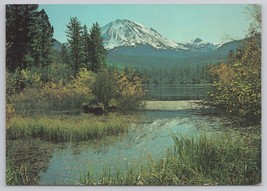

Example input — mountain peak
[193,38,203,43]
[101,19,185,50]
[113,19,131,23]
[184,38,218,52]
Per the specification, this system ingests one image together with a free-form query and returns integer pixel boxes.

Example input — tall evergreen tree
[66,17,83,77]
[6,5,39,71]
[82,24,91,70]
[6,5,54,73]
[36,9,54,81]
[60,44,71,65]
[89,22,107,73]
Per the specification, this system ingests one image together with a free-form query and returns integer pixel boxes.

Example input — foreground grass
[6,138,56,185]
[82,129,261,185]
[6,162,32,185]
[7,113,129,142]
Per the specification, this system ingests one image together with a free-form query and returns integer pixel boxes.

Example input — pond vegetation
[7,114,129,142]
[82,130,261,185]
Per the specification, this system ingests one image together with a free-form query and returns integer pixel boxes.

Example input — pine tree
[6,5,39,71]
[66,17,83,77]
[60,44,71,65]
[36,9,54,81]
[82,24,91,70]
[6,5,53,73]
[89,22,107,73]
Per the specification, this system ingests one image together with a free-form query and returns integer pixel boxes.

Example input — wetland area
[7,99,229,185]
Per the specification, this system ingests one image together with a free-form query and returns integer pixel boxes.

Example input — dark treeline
[6,5,53,79]
[110,62,211,85]
[136,64,210,85]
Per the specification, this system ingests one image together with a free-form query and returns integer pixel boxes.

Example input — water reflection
[146,84,210,100]
[39,110,221,185]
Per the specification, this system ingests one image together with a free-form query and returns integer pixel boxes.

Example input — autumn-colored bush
[209,5,261,124]
[6,68,42,94]
[115,69,146,111]
[210,36,261,124]
[91,67,146,111]
[10,68,95,115]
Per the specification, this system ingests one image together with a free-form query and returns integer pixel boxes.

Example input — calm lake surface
[146,84,210,100]
[39,108,221,185]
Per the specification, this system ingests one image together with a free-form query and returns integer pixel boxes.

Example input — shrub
[115,69,146,111]
[91,67,146,112]
[209,6,261,124]
[16,68,42,91]
[209,34,261,123]
[6,103,15,124]
[91,68,119,110]
[10,68,95,115]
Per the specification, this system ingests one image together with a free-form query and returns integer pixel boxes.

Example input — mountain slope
[101,19,187,50]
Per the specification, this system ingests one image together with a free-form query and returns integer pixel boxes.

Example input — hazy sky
[38,4,251,44]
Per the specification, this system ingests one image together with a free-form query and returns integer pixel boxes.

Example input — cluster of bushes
[209,5,261,124]
[6,68,94,115]
[6,65,146,117]
[92,67,146,112]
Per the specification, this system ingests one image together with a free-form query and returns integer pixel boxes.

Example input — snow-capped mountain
[183,38,219,52]
[101,19,222,53]
[101,19,187,50]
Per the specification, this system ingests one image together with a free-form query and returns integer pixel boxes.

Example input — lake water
[39,108,221,185]
[146,84,210,100]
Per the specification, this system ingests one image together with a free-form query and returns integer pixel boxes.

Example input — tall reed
[7,114,129,142]
[82,130,261,185]
[6,162,34,185]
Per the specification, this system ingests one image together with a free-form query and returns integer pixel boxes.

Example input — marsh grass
[82,130,261,185]
[7,114,129,142]
[6,138,56,185]
[10,87,89,116]
[6,162,34,185]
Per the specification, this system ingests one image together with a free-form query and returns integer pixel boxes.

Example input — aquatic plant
[82,130,261,185]
[7,114,129,142]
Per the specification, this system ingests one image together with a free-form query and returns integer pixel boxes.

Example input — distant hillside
[107,40,242,67]
[52,39,63,51]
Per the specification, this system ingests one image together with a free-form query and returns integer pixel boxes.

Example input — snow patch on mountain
[101,19,187,50]
[183,38,220,52]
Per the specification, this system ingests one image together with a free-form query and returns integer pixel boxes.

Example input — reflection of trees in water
[146,85,210,100]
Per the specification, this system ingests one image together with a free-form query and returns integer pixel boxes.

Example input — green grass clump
[6,162,34,185]
[7,114,128,142]
[82,131,261,185]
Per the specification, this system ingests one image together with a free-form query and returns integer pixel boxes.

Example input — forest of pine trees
[6,5,107,79]
[6,5,54,73]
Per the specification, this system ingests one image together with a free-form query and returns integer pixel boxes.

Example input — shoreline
[144,100,205,111]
